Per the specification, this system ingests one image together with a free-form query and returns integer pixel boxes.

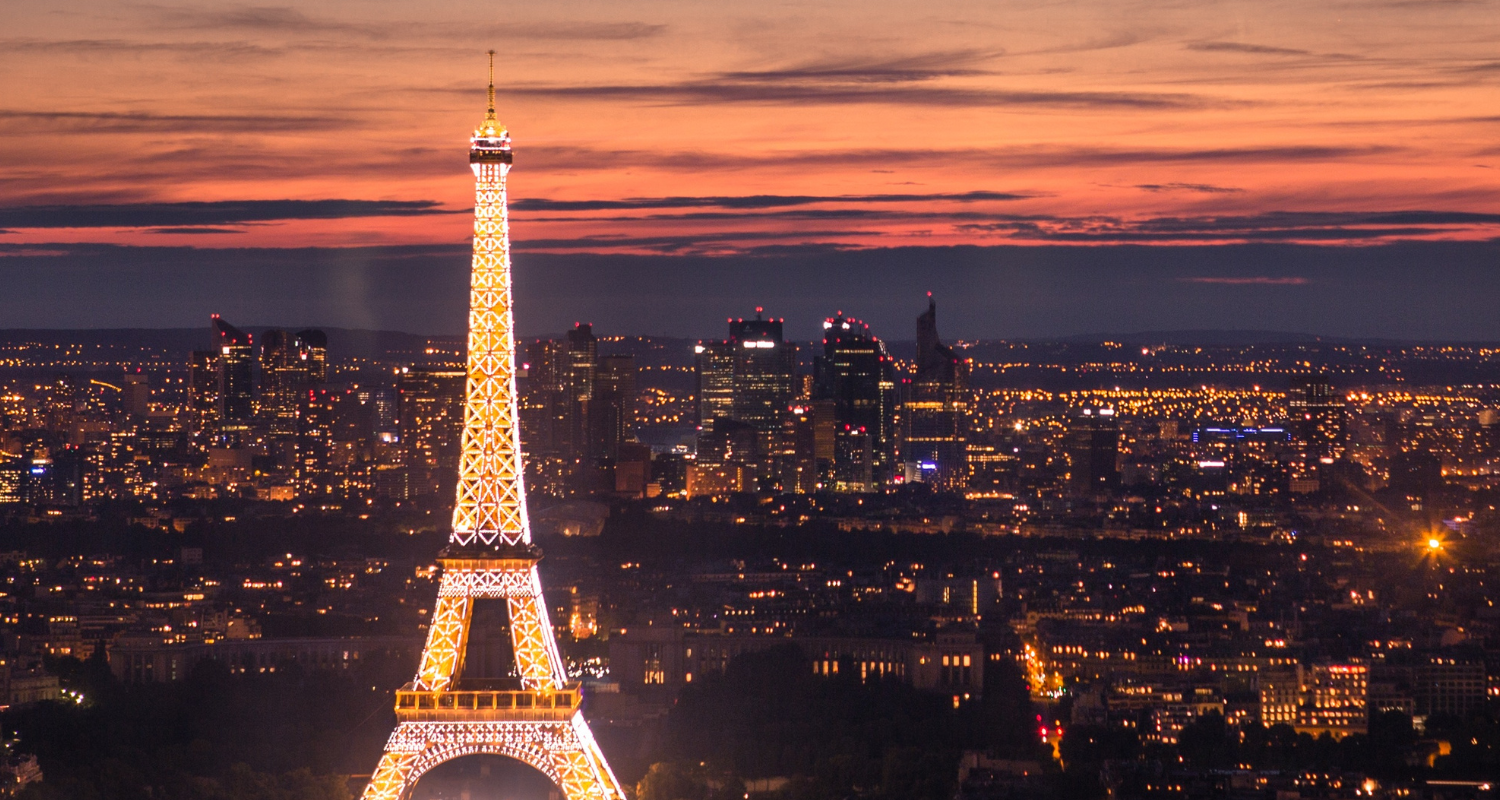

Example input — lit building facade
[694,311,796,486]
[814,312,897,487]
[1066,406,1121,496]
[211,316,254,423]
[396,366,466,498]
[901,298,969,490]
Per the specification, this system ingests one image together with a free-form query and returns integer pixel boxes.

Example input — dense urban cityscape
[0,307,1496,798]
[6,0,1500,796]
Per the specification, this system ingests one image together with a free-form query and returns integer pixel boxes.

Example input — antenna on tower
[487,50,496,116]
[476,49,503,138]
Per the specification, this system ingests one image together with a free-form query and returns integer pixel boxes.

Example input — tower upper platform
[472,50,512,164]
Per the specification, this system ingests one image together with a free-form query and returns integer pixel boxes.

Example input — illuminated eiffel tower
[361,54,625,800]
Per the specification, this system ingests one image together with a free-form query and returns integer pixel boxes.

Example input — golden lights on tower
[359,57,624,800]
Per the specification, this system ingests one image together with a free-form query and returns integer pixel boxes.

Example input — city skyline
[2,8,1500,799]
[5,1,1500,337]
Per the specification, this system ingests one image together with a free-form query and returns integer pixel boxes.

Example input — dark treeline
[7,653,409,800]
[638,645,1040,800]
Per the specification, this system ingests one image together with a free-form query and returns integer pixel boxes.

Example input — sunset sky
[3,0,1500,339]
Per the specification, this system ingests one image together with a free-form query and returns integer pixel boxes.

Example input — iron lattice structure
[361,56,625,800]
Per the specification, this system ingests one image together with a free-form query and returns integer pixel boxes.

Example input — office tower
[0,458,20,504]
[529,325,597,463]
[260,329,326,437]
[522,339,567,458]
[297,329,328,382]
[900,297,969,490]
[693,310,795,485]
[1065,406,1120,496]
[564,323,598,461]
[298,387,338,497]
[730,311,796,437]
[520,325,620,495]
[187,350,218,433]
[694,338,736,433]
[211,315,254,422]
[783,401,835,493]
[120,373,149,419]
[397,365,466,498]
[695,416,760,471]
[1287,374,1346,493]
[833,425,874,492]
[591,354,635,462]
[1288,375,1345,461]
[813,312,897,487]
[19,451,81,507]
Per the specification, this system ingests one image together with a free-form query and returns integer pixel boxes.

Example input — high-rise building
[813,312,897,487]
[260,329,327,437]
[782,401,835,493]
[297,328,328,383]
[120,373,149,419]
[730,312,796,437]
[397,366,466,498]
[900,297,969,490]
[1289,375,1345,461]
[694,339,736,433]
[187,350,218,434]
[1065,406,1120,496]
[693,311,795,486]
[519,325,629,496]
[591,354,635,463]
[211,315,254,422]
[1287,375,1346,493]
[564,323,599,461]
[522,338,568,459]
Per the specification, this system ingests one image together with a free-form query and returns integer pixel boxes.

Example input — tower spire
[477,49,505,139]
[487,50,496,118]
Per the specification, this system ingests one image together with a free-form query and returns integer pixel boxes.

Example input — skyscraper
[397,365,466,498]
[260,328,327,437]
[1289,375,1345,461]
[211,315,254,422]
[187,349,218,434]
[591,354,635,463]
[1065,406,1120,496]
[901,297,969,490]
[519,325,623,495]
[564,323,598,463]
[693,310,796,485]
[730,312,796,436]
[693,338,736,434]
[1287,374,1346,493]
[813,312,897,487]
[782,402,834,493]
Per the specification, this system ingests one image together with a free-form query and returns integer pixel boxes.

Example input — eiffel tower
[361,54,625,800]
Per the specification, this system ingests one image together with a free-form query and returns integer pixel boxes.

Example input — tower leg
[361,749,419,800]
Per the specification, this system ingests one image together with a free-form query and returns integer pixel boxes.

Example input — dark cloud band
[0,199,458,229]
